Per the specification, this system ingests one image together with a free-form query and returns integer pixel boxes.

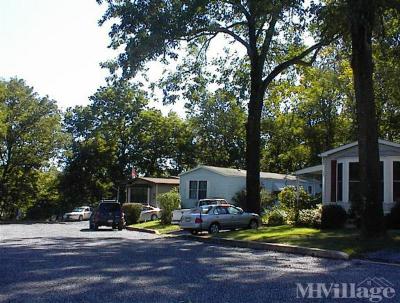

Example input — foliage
[321,204,347,229]
[385,202,400,230]
[60,81,196,209]
[263,208,287,226]
[297,205,322,228]
[122,203,142,225]
[158,188,181,225]
[0,79,64,218]
[233,188,276,211]
[25,169,61,220]
[187,90,246,168]
[277,186,314,223]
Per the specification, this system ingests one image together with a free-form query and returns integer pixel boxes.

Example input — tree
[0,79,64,218]
[348,0,383,236]
[188,89,246,168]
[98,0,332,213]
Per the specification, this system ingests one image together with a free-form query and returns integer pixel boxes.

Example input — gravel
[1,222,399,303]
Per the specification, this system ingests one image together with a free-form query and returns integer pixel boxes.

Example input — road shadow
[1,235,399,303]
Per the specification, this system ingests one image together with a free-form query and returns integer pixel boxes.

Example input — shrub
[278,186,315,224]
[232,189,247,209]
[122,203,142,225]
[386,202,400,229]
[297,205,322,228]
[263,208,287,226]
[321,204,347,229]
[232,188,276,211]
[158,188,181,225]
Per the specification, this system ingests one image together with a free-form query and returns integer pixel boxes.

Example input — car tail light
[195,217,203,224]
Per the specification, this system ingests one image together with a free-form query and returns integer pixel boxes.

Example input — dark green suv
[89,202,125,231]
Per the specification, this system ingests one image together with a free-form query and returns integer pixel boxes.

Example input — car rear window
[99,203,121,212]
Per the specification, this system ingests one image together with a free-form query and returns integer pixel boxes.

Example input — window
[348,162,360,202]
[189,181,198,199]
[198,181,207,199]
[348,161,383,202]
[214,206,229,215]
[228,206,241,215]
[308,186,313,195]
[394,162,400,203]
[337,163,343,201]
[189,181,207,199]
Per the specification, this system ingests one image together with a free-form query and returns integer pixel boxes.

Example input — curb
[0,220,65,225]
[126,226,160,235]
[180,235,350,260]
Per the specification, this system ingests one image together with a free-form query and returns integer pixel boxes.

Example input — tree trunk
[246,63,264,214]
[349,0,385,237]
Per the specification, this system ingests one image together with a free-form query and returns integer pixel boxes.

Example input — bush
[386,202,400,229]
[321,204,347,229]
[263,208,287,226]
[232,188,276,211]
[122,203,142,225]
[278,186,315,224]
[158,188,181,225]
[297,205,322,228]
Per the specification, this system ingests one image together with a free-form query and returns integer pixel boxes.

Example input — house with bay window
[179,165,321,209]
[296,139,400,213]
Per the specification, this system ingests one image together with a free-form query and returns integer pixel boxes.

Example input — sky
[0,0,183,115]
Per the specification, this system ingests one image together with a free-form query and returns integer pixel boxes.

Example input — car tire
[151,214,157,221]
[249,219,259,230]
[191,230,198,235]
[78,215,83,221]
[208,223,220,234]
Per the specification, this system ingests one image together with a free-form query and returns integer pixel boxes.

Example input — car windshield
[99,203,121,212]
[72,207,84,212]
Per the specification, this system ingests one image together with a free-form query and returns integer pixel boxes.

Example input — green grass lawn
[215,225,400,257]
[129,220,181,234]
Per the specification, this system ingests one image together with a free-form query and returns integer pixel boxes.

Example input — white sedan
[63,206,92,221]
[139,206,161,222]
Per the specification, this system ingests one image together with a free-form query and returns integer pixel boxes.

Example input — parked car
[179,204,260,234]
[171,198,229,224]
[63,206,92,221]
[89,201,125,231]
[139,205,161,222]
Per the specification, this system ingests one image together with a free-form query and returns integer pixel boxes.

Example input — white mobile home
[179,165,321,209]
[296,139,400,213]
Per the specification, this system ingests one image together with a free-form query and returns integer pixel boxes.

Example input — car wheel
[249,219,259,230]
[78,215,83,221]
[191,230,198,235]
[208,223,220,234]
[151,214,157,221]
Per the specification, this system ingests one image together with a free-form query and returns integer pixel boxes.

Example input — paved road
[1,222,399,303]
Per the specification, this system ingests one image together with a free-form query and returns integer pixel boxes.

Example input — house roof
[133,177,180,185]
[294,165,323,176]
[319,139,400,157]
[179,165,297,181]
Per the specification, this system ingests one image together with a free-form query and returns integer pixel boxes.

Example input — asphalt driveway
[1,221,399,303]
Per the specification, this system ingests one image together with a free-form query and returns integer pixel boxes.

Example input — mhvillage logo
[296,277,396,302]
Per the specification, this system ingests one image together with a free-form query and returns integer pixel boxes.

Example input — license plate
[107,220,113,223]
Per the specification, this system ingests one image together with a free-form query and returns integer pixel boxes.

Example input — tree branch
[262,40,329,91]
[186,26,251,55]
